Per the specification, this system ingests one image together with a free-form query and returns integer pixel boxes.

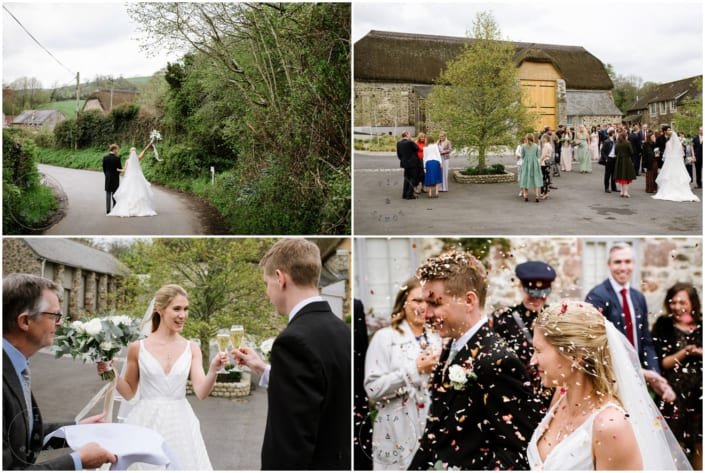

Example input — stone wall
[355,82,414,129]
[2,239,41,275]
[70,268,83,318]
[85,272,97,314]
[358,237,701,332]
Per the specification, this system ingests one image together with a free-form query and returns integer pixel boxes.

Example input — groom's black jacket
[409,323,541,471]
[103,152,121,192]
[262,301,351,470]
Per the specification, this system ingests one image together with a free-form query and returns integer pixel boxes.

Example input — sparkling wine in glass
[216,330,230,353]
[230,325,244,349]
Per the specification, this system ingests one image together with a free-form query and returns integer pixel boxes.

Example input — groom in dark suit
[408,251,541,470]
[232,239,350,470]
[585,243,675,402]
[102,144,122,214]
[3,273,116,470]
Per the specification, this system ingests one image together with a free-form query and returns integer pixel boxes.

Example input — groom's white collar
[288,296,324,323]
[450,316,488,358]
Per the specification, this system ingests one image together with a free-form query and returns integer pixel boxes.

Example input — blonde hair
[259,239,321,288]
[389,277,421,333]
[525,133,535,144]
[416,250,487,306]
[534,301,620,402]
[152,284,188,332]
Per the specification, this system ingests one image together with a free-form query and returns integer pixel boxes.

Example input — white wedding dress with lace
[124,340,212,470]
[527,394,623,470]
[109,150,158,217]
[653,134,700,202]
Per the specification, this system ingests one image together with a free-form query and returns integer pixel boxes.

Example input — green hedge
[3,129,58,234]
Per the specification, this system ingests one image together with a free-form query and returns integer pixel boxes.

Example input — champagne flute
[230,325,244,350]
[216,329,231,372]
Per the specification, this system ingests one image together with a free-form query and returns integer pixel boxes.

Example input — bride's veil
[605,321,692,470]
[665,132,684,160]
[125,149,141,176]
[116,298,156,422]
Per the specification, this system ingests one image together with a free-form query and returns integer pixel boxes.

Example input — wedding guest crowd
[360,243,698,470]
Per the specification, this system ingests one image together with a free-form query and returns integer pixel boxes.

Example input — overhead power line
[3,5,75,77]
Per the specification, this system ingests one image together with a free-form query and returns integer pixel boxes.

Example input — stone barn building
[3,238,130,319]
[625,75,702,130]
[354,30,622,135]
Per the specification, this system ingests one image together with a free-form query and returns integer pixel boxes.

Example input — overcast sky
[3,3,184,88]
[353,1,703,84]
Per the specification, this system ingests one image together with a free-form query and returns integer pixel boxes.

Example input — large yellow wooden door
[521,80,556,131]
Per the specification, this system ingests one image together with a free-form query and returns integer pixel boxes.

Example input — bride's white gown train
[124,340,212,470]
[109,150,158,217]
[653,134,700,202]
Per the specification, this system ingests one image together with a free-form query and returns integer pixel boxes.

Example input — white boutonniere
[447,362,477,391]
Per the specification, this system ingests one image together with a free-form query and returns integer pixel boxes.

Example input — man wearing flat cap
[492,261,556,407]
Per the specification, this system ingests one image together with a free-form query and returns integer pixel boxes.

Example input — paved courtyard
[354,151,702,235]
[32,351,266,470]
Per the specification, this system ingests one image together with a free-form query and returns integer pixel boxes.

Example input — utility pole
[74,71,80,151]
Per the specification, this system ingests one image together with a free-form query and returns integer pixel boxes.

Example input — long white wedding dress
[124,340,212,470]
[109,149,158,217]
[652,133,700,202]
[526,322,691,471]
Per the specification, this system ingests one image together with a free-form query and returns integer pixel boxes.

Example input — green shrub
[462,163,506,175]
[3,130,58,234]
[354,136,398,152]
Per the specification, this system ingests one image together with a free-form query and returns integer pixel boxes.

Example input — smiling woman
[95,283,227,470]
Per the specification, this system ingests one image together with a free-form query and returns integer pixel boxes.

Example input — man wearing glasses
[3,273,116,470]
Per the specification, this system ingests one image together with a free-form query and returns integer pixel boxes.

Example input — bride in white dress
[97,285,227,470]
[109,142,158,217]
[653,131,700,202]
[527,301,691,470]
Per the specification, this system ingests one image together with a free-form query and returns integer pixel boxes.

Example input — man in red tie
[585,243,675,401]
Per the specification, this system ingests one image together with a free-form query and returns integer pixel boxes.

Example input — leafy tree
[118,238,282,369]
[426,11,532,170]
[673,77,702,136]
[127,2,351,234]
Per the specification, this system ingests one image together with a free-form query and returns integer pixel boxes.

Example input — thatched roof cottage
[354,30,622,134]
[83,89,138,113]
[12,109,66,131]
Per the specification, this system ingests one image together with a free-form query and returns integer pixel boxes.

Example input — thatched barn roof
[83,89,138,112]
[626,75,701,113]
[355,30,614,90]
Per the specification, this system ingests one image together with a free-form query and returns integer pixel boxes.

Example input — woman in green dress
[614,131,636,197]
[576,125,592,173]
[519,133,543,202]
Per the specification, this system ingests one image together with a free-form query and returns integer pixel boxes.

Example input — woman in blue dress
[423,136,443,198]
[519,133,543,202]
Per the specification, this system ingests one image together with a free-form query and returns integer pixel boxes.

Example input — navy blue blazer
[585,279,660,372]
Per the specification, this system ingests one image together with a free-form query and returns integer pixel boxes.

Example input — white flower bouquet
[260,337,275,362]
[54,315,141,380]
[149,129,163,161]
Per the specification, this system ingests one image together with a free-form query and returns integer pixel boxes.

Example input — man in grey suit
[3,273,116,470]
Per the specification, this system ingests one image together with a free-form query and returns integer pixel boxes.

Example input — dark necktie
[620,288,635,346]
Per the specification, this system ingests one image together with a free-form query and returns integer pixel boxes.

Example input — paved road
[38,164,205,235]
[33,351,266,470]
[354,152,703,235]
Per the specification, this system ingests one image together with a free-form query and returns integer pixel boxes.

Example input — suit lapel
[3,351,31,444]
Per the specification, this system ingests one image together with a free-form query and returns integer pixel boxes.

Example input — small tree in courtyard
[426,11,533,171]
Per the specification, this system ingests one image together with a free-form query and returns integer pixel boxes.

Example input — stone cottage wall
[3,239,41,275]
